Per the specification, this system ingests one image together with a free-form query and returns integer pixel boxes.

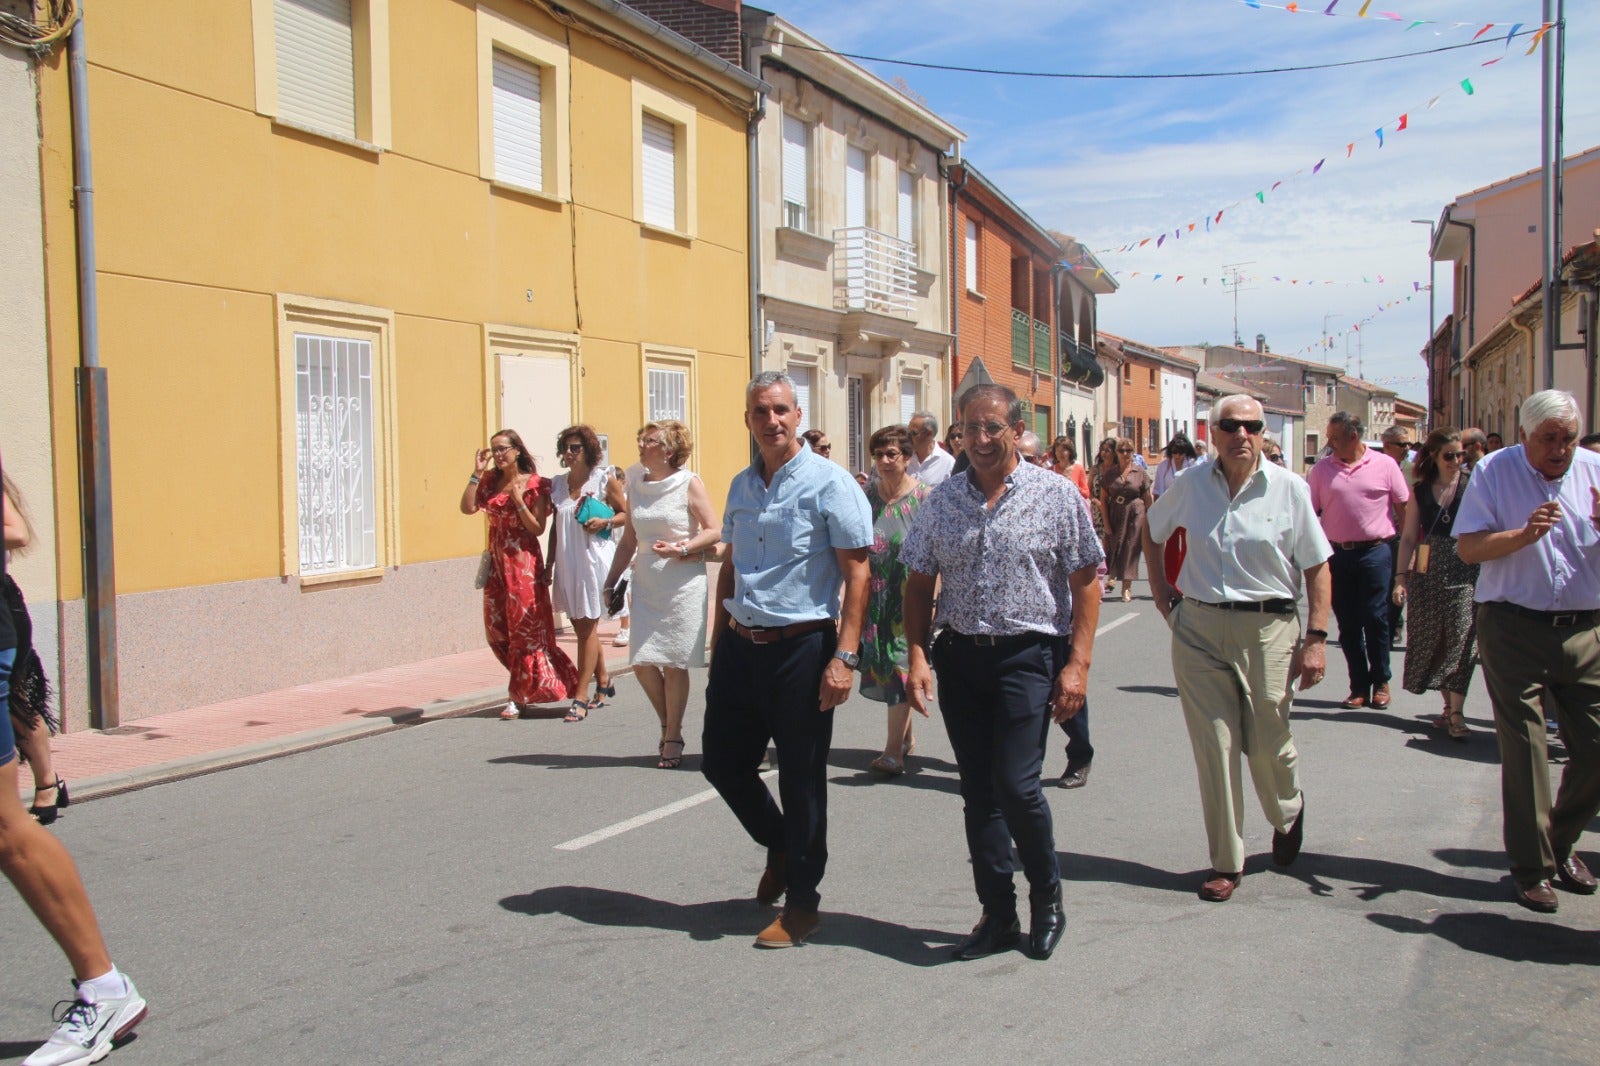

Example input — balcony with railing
[834,227,921,349]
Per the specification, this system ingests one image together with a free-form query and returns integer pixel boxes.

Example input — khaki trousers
[1476,604,1600,884]
[1172,599,1305,875]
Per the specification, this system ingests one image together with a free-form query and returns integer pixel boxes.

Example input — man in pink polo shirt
[1307,411,1410,709]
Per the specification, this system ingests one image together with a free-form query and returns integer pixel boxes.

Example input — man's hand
[907,656,935,717]
[1293,638,1327,690]
[1524,501,1562,544]
[1050,661,1088,723]
[819,657,853,711]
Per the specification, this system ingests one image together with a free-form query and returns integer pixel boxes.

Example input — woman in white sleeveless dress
[604,421,720,768]
[546,425,627,721]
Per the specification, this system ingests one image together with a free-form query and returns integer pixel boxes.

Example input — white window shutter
[897,170,915,244]
[845,146,867,229]
[641,113,677,229]
[275,0,357,138]
[789,366,812,434]
[846,376,865,471]
[900,380,918,424]
[492,50,543,189]
[782,113,809,229]
[965,219,979,290]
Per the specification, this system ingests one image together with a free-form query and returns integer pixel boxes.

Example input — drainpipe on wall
[66,8,118,730]
[944,160,966,409]
[744,41,767,466]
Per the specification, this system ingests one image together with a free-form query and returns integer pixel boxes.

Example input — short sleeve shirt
[721,446,874,627]
[1147,456,1331,602]
[900,459,1104,637]
[908,448,955,488]
[1306,448,1410,542]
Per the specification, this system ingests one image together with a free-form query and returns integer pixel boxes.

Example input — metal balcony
[833,227,917,318]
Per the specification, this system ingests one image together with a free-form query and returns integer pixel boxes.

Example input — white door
[498,353,572,628]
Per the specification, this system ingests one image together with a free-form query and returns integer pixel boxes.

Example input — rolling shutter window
[782,113,809,230]
[846,376,866,471]
[965,220,979,291]
[275,0,357,139]
[845,146,867,229]
[897,170,915,245]
[900,381,918,424]
[641,113,678,230]
[492,50,543,190]
[789,366,812,434]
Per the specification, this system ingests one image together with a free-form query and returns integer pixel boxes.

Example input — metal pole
[1321,312,1341,364]
[1541,0,1564,389]
[1412,220,1436,424]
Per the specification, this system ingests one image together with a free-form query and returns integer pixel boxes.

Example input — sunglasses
[1216,418,1265,435]
[1117,447,1134,453]
[871,449,905,460]
[814,443,832,454]
[560,442,586,453]
[1440,450,1464,461]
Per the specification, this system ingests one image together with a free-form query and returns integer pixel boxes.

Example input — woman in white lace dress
[546,424,627,721]
[604,421,720,768]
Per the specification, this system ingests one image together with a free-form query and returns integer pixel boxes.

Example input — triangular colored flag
[1271,181,1283,191]
[1175,275,1184,282]
[1139,238,1151,247]
[1505,23,1523,48]
[1346,143,1355,158]
[1216,210,1224,223]
[1285,2,1298,11]
[1153,274,1162,280]
[1526,24,1554,54]
[1255,191,1265,203]
[1323,1,1338,12]
[1471,24,1493,42]
[1313,158,1325,174]
[1461,78,1475,95]
[1357,1,1372,15]
[1397,114,1408,130]
[1375,128,1385,147]
[1426,95,1440,109]
[1187,223,1196,232]
[1157,234,1166,247]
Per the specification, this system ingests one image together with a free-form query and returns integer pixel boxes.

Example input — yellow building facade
[33,0,762,724]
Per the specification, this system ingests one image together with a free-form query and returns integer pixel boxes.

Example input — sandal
[1432,710,1450,731]
[658,739,685,769]
[500,702,521,721]
[868,754,905,776]
[1447,711,1471,741]
[589,682,616,710]
[563,700,590,723]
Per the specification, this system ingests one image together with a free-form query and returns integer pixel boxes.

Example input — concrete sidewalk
[29,619,635,802]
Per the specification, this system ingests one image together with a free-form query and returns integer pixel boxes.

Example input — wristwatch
[1304,628,1329,641]
[833,649,860,669]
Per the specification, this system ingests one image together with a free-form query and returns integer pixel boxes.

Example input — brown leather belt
[1330,538,1384,551]
[728,618,835,644]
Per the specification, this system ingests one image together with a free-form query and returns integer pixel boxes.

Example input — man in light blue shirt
[703,371,871,949]
[1456,389,1600,913]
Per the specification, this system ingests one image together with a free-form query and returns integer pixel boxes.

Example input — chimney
[1255,333,1266,354]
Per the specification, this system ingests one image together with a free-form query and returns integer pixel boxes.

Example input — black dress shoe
[1556,854,1598,895]
[952,910,1021,961]
[1514,879,1559,913]
[1058,763,1091,790]
[1027,885,1065,960]
[1272,799,1305,867]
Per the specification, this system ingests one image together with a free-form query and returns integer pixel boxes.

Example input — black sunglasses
[1216,418,1265,435]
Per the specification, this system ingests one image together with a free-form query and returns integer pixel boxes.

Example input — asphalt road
[1,600,1596,1064]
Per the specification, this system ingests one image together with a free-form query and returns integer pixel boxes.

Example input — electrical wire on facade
[0,0,76,55]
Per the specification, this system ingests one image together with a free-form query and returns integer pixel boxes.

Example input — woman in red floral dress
[462,430,578,718]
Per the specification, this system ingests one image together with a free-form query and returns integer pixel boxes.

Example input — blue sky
[767,0,1599,403]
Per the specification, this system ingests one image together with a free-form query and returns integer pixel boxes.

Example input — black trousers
[1056,702,1093,770]
[932,630,1066,913]
[1330,542,1393,696]
[702,624,835,911]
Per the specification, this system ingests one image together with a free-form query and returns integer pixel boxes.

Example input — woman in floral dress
[462,430,578,719]
[861,426,930,776]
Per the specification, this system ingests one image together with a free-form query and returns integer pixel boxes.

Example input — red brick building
[1098,333,1164,464]
[949,162,1060,439]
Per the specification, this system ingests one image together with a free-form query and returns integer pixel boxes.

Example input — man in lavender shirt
[1307,411,1409,710]
[1456,390,1600,913]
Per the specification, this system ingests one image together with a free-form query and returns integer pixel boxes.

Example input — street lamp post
[1321,313,1342,364]
[1412,219,1437,427]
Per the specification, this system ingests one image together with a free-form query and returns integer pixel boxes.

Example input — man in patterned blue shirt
[902,384,1104,962]
[702,371,873,949]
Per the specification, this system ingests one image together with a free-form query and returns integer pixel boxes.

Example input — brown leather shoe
[1369,684,1392,710]
[754,908,819,948]
[1339,693,1368,709]
[756,851,786,905]
[1199,871,1241,902]
[1514,879,1559,913]
[1556,854,1598,895]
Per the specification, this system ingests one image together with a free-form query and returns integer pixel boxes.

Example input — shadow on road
[1058,850,1202,894]
[1279,851,1506,904]
[1368,910,1600,965]
[499,887,962,965]
[1116,685,1179,699]
[828,747,962,794]
[1294,706,1503,763]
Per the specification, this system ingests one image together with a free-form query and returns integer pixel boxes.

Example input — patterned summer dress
[859,480,929,704]
[478,475,579,706]
[1402,473,1479,695]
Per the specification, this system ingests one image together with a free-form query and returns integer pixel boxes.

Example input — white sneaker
[499,702,520,720]
[24,976,148,1066]
[611,630,630,647]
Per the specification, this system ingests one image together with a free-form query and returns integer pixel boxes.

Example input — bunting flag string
[1095,24,1545,257]
[1098,269,1422,290]
[1236,1,1548,39]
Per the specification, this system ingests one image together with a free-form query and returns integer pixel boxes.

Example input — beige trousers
[1172,599,1305,874]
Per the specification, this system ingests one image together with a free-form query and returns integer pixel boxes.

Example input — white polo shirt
[1454,444,1600,612]
[1147,455,1332,602]
[908,447,954,488]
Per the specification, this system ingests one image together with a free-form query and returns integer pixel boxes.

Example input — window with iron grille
[647,367,687,422]
[295,333,377,575]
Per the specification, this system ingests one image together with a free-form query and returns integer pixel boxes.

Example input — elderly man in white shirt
[907,411,955,487]
[1456,389,1600,914]
[1142,394,1332,903]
